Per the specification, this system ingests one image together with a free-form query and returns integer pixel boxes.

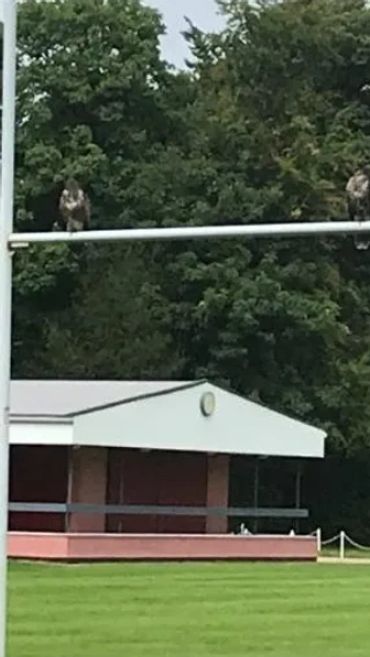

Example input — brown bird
[346,165,370,250]
[57,178,91,232]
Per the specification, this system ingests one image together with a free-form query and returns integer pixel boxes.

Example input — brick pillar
[68,447,107,533]
[206,454,230,534]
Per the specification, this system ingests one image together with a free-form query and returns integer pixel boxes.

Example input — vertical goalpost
[0,1,370,655]
[0,2,16,657]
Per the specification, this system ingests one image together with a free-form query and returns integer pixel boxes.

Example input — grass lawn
[7,560,370,657]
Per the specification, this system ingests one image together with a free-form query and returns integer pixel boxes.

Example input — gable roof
[10,380,204,418]
[8,380,326,458]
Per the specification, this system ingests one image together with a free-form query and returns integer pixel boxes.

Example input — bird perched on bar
[346,165,370,250]
[360,83,370,99]
[55,178,91,232]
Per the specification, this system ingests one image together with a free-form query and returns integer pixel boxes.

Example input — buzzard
[57,178,91,232]
[346,166,370,250]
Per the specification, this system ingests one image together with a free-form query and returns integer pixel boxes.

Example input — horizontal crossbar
[8,220,370,247]
[8,502,308,518]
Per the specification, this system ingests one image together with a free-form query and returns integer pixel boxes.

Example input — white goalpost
[0,1,369,656]
[0,4,17,657]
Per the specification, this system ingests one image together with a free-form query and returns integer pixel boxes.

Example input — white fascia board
[73,383,325,458]
[10,420,74,446]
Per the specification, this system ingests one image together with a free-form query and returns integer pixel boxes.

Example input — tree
[12,0,186,375]
[148,0,370,453]
[27,245,181,379]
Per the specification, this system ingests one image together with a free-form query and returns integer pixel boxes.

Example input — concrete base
[8,532,317,562]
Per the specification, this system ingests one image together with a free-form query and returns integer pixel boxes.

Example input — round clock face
[200,391,216,417]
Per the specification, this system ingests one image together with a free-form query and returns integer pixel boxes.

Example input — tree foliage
[12,0,184,372]
[154,0,370,452]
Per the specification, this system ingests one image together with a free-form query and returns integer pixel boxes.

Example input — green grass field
[7,561,370,657]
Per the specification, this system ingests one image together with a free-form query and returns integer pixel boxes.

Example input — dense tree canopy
[160,0,370,453]
[11,0,370,465]
[12,0,185,376]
